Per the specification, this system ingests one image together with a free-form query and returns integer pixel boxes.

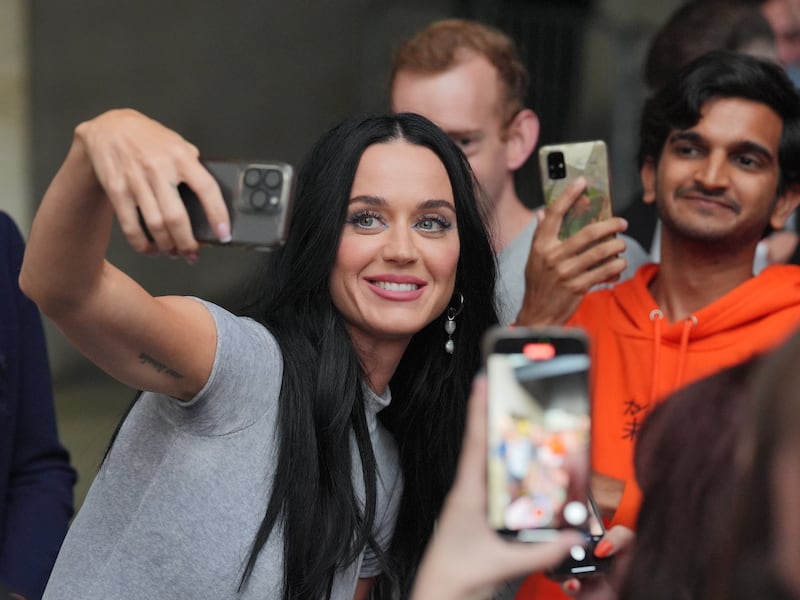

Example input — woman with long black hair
[20,109,498,599]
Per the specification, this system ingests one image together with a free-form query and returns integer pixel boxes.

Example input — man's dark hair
[638,50,800,194]
[643,0,774,93]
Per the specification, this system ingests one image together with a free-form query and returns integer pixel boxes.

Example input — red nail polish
[594,539,613,558]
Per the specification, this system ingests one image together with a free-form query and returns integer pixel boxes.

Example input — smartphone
[180,159,295,250]
[538,140,613,240]
[484,325,591,542]
[547,494,615,581]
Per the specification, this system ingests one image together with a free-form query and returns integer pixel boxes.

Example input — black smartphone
[547,493,615,580]
[484,325,591,542]
[180,159,295,251]
[538,141,613,241]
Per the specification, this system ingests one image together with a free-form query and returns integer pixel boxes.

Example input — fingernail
[184,252,199,265]
[594,539,613,558]
[564,579,580,593]
[216,223,232,243]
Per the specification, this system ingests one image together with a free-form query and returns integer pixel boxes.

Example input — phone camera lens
[547,151,567,180]
[264,169,282,189]
[244,168,262,187]
[249,189,269,210]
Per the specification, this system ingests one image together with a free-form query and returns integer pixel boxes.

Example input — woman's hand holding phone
[74,108,231,258]
[410,377,583,600]
[560,525,635,599]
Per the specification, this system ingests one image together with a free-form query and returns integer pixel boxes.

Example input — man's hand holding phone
[516,177,629,327]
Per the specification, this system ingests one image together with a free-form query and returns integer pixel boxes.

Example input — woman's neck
[349,331,410,394]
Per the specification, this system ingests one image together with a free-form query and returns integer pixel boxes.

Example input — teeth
[374,281,419,292]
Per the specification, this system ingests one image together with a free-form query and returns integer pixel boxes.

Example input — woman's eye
[347,211,384,230]
[416,216,451,232]
[357,215,377,227]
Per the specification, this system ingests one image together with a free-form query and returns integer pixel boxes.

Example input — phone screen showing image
[486,330,591,541]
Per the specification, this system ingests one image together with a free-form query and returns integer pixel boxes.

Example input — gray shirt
[495,217,650,324]
[43,300,401,600]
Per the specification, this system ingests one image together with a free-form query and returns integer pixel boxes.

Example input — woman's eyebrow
[349,196,456,213]
[349,195,385,206]
[420,199,456,212]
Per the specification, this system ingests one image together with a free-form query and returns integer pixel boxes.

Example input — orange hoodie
[516,262,800,600]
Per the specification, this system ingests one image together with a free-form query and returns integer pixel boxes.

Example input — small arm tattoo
[138,352,184,379]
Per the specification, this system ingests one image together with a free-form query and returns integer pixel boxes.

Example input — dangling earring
[444,292,464,355]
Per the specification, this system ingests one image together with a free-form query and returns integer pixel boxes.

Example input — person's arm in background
[0,581,24,600]
[0,212,76,600]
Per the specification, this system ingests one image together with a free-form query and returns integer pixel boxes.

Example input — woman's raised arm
[19,109,231,400]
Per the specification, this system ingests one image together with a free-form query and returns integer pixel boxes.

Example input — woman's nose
[381,226,418,264]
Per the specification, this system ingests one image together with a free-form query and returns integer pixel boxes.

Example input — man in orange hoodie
[516,50,800,598]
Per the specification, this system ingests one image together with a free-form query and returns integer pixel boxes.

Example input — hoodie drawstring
[674,315,698,388]
[649,310,698,404]
[649,309,663,405]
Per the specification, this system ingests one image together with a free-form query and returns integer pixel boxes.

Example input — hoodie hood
[568,263,800,528]
[606,263,800,403]
[610,263,800,347]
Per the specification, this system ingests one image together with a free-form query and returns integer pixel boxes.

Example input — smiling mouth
[371,281,420,292]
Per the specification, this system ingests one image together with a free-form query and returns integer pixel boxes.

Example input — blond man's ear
[504,109,539,171]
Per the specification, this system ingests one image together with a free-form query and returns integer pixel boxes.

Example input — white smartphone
[538,140,613,240]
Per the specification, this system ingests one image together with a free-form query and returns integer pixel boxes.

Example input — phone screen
[486,329,591,541]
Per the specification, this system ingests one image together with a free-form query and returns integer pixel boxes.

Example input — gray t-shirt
[43,300,401,600]
[495,217,650,324]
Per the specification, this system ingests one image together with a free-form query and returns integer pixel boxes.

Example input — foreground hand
[516,177,628,326]
[410,377,584,600]
[561,525,635,599]
[74,108,230,259]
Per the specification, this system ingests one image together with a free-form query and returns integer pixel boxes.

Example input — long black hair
[237,112,498,598]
